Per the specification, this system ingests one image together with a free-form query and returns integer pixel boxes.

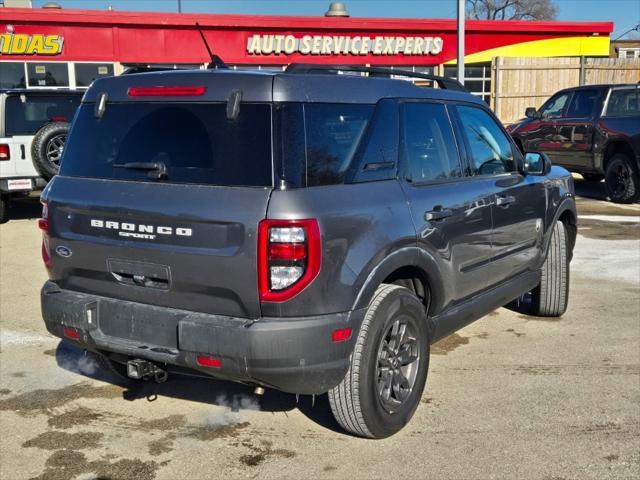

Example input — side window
[348,99,398,183]
[455,105,516,176]
[539,92,570,119]
[606,88,640,117]
[402,103,462,183]
[566,89,599,118]
[304,104,374,186]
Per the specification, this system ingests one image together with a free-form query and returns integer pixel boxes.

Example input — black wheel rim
[375,317,420,414]
[45,134,66,167]
[607,162,630,199]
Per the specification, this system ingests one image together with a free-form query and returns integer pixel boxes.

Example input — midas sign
[0,33,64,55]
[247,34,444,56]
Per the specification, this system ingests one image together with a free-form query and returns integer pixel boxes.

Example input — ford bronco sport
[0,89,82,222]
[40,65,577,438]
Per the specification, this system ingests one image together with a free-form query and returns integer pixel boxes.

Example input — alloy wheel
[46,134,66,167]
[375,317,420,413]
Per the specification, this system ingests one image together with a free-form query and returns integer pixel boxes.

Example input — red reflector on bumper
[331,327,352,343]
[63,326,80,340]
[38,218,49,231]
[196,355,222,368]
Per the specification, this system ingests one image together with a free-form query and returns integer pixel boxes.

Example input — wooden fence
[491,57,640,123]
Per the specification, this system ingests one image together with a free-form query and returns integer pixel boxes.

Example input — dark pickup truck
[508,84,640,203]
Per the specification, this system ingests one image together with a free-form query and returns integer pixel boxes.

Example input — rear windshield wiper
[114,162,168,180]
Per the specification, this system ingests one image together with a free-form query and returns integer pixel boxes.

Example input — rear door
[399,101,495,307]
[453,104,545,284]
[553,88,602,170]
[46,99,274,319]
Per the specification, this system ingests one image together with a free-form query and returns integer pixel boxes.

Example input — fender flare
[543,196,577,261]
[351,246,446,316]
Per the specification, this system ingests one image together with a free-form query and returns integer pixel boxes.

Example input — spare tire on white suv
[31,121,70,181]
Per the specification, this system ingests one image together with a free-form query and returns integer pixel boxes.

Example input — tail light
[258,219,321,302]
[39,200,53,270]
[0,144,9,161]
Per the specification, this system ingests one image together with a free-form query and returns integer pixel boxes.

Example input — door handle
[20,144,25,159]
[496,195,516,207]
[425,208,453,222]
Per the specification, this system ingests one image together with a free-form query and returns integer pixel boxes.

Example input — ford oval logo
[55,246,72,258]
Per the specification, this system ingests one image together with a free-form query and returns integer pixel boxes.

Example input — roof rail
[285,64,467,91]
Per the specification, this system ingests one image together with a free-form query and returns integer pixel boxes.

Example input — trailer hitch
[126,359,168,383]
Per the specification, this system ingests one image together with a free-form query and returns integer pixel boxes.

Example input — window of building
[618,48,640,59]
[0,62,26,89]
[454,105,515,176]
[444,63,491,104]
[402,102,462,182]
[27,62,69,87]
[74,63,114,87]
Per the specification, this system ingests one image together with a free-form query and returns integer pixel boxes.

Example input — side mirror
[525,107,537,119]
[524,152,552,176]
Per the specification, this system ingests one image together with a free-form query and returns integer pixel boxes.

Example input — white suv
[0,89,82,222]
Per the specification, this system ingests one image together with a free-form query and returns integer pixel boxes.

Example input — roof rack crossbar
[284,64,467,91]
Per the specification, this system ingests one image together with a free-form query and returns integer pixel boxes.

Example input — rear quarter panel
[263,180,417,317]
[597,116,640,169]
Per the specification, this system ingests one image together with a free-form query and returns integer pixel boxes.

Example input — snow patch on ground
[0,329,56,348]
[572,235,640,286]
[578,215,640,223]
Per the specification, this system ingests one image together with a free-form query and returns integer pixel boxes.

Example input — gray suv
[40,65,577,438]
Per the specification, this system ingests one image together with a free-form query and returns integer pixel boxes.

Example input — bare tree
[466,0,558,20]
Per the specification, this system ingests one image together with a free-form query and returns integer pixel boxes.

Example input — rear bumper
[0,176,46,194]
[41,281,364,394]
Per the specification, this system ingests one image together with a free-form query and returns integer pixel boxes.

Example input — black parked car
[508,84,640,203]
[40,65,576,438]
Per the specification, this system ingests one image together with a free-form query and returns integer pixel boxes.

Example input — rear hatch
[43,72,275,319]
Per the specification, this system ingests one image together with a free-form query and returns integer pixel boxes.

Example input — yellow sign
[0,34,64,55]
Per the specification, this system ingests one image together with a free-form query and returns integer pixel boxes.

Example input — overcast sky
[30,0,640,39]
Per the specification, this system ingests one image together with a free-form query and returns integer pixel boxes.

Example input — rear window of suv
[5,94,81,136]
[61,102,273,187]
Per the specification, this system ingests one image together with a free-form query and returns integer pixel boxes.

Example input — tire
[0,195,8,224]
[328,284,430,438]
[531,221,569,317]
[581,173,603,182]
[91,352,133,382]
[31,121,70,180]
[605,154,639,204]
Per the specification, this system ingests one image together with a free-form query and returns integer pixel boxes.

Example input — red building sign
[0,7,612,66]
